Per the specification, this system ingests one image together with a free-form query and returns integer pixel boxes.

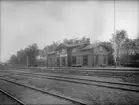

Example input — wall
[88,55,93,67]
[47,54,56,67]
[93,46,108,66]
[72,46,108,67]
[47,45,109,67]
[93,46,108,55]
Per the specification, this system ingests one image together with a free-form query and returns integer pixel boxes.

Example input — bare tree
[110,29,128,66]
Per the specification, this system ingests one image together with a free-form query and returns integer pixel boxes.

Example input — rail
[0,88,25,105]
[0,77,87,105]
[1,72,139,93]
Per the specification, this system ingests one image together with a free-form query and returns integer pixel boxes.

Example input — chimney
[87,38,90,44]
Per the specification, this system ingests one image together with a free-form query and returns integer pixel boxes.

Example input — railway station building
[47,42,109,67]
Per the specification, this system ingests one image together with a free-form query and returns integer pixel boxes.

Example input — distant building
[47,43,109,67]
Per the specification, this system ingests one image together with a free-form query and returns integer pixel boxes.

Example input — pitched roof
[64,43,80,47]
[47,51,56,55]
[55,43,80,50]
[81,43,98,50]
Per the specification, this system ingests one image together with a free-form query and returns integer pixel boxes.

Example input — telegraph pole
[26,55,28,67]
[114,0,117,68]
[0,1,1,64]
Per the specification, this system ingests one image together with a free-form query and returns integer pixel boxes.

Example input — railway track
[29,68,139,78]
[1,67,139,77]
[0,77,86,105]
[11,67,139,71]
[20,72,139,86]
[1,71,139,93]
[1,67,139,79]
[0,88,25,105]
[18,72,139,92]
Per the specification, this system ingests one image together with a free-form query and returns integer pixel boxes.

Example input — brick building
[47,43,109,67]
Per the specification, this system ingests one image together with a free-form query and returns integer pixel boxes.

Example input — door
[57,57,60,67]
[95,55,99,66]
[49,58,52,67]
[99,55,102,66]
[62,57,66,67]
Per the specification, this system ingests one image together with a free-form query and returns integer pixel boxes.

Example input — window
[62,49,66,54]
[83,55,88,66]
[99,46,103,52]
[103,55,107,64]
[72,48,76,53]
[62,57,66,66]
[72,56,76,64]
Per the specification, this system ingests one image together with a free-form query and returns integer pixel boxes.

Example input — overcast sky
[1,1,139,62]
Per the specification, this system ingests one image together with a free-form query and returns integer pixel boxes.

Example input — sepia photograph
[0,0,139,105]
